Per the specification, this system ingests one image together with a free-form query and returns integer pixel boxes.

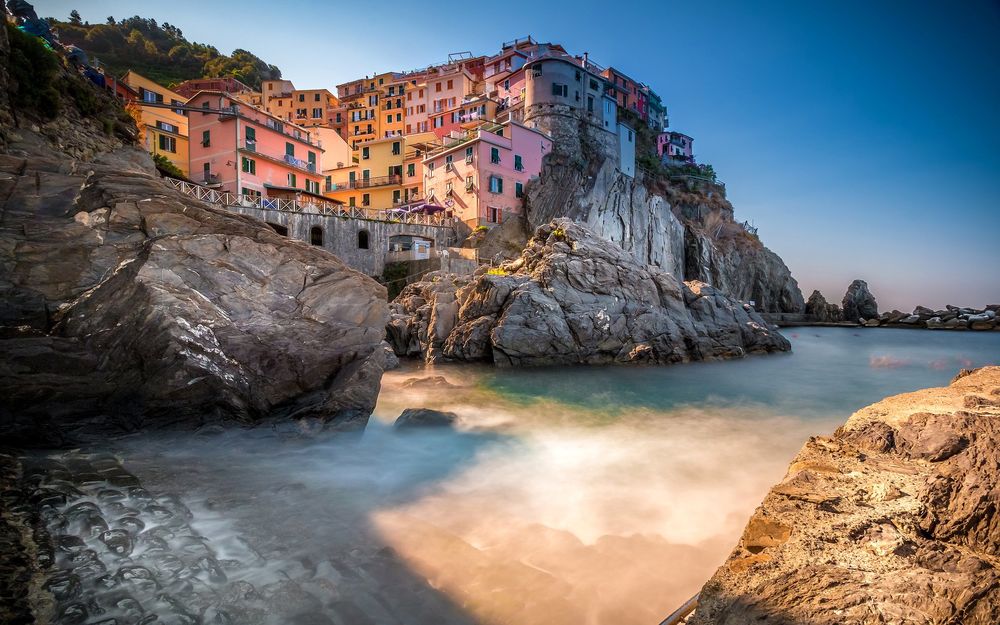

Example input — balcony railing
[284,153,317,173]
[327,175,402,191]
[164,177,453,227]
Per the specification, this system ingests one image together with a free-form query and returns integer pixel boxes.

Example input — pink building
[662,131,694,163]
[423,121,552,229]
[187,91,326,199]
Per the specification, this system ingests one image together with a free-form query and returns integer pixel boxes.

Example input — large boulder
[841,279,878,322]
[804,290,843,322]
[689,366,1000,624]
[0,147,388,446]
[388,219,790,367]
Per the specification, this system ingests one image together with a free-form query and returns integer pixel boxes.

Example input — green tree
[69,10,82,25]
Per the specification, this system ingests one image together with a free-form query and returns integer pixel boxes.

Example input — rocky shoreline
[688,366,1000,624]
[387,218,790,367]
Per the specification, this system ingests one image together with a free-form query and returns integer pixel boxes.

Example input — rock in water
[0,146,388,445]
[841,279,878,322]
[689,366,1000,625]
[393,408,458,429]
[388,219,790,367]
[804,290,843,322]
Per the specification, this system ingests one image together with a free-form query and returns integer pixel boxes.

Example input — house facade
[422,121,552,229]
[122,70,190,176]
[186,91,325,199]
[662,131,694,162]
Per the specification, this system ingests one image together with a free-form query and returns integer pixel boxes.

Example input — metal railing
[327,175,403,191]
[164,178,453,227]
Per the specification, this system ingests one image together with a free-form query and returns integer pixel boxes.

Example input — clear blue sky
[40,0,1000,311]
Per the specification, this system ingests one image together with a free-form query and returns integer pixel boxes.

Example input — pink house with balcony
[423,121,552,229]
[187,91,326,200]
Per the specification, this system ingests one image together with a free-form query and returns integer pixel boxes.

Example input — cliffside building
[422,121,552,229]
[122,70,190,176]
[187,91,325,200]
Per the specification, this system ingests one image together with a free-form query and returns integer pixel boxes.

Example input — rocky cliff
[690,366,1000,624]
[387,218,789,366]
[842,278,879,322]
[0,31,388,445]
[522,116,804,313]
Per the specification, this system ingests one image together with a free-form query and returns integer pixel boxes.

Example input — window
[314,93,321,102]
[156,121,177,133]
[241,187,261,198]
[587,96,594,113]
[490,147,500,164]
[386,114,392,124]
[392,141,401,155]
[241,157,256,174]
[515,182,524,198]
[504,79,510,90]
[358,230,370,249]
[407,163,415,177]
[310,226,323,246]
[465,175,474,191]
[306,180,319,194]
[362,193,370,206]
[158,135,176,153]
[445,154,453,169]
[349,196,355,207]
[427,162,435,177]
[362,147,370,160]
[312,108,322,118]
[245,126,256,149]
[396,113,401,122]
[575,70,581,81]
[435,82,442,92]
[298,94,305,102]
[488,175,503,194]
[201,101,210,115]
[203,163,210,177]
[488,206,501,223]
[466,146,474,163]
[288,173,297,187]
[551,83,568,97]
[393,189,401,204]
[590,79,599,90]
[514,155,523,171]
[201,130,211,147]
[447,79,453,89]
[285,142,294,156]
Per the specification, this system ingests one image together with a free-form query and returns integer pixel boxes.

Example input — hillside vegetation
[47,13,281,89]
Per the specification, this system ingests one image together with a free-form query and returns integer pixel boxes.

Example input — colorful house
[422,121,552,229]
[186,91,325,200]
[322,132,436,209]
[121,70,190,176]
[662,131,695,163]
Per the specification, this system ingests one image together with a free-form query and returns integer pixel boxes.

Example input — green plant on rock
[551,228,566,240]
[473,225,489,234]
[152,153,184,178]
[486,267,510,276]
[6,23,62,119]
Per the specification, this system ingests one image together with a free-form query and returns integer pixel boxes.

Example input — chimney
[583,52,589,68]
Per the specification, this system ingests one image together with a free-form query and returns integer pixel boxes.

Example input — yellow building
[323,132,436,209]
[122,70,189,176]
[260,80,340,128]
[336,72,409,149]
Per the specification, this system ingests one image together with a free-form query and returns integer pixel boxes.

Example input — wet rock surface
[388,219,790,366]
[0,143,388,446]
[689,366,1000,625]
[393,408,458,429]
[1,450,478,625]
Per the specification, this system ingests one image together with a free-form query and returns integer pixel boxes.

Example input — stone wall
[226,205,458,276]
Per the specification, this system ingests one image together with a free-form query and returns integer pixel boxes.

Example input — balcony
[328,175,402,191]
[284,153,317,173]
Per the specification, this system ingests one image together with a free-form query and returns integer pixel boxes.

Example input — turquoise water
[471,327,1000,418]
[114,328,998,625]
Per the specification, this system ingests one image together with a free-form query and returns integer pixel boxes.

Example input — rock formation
[865,304,999,331]
[804,290,843,322]
[522,117,804,313]
[0,145,389,446]
[387,218,790,366]
[690,366,1000,624]
[841,279,878,322]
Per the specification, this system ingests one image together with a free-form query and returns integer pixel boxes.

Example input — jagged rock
[690,366,1000,625]
[0,145,388,446]
[393,408,458,429]
[841,279,878,322]
[804,290,843,322]
[389,219,789,366]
